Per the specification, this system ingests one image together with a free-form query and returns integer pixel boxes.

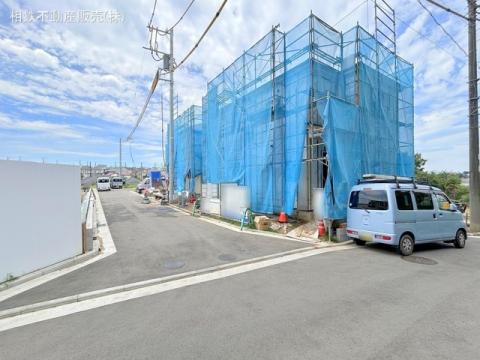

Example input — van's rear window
[349,190,388,210]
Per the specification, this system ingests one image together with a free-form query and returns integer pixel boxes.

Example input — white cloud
[0,113,84,139]
[0,0,472,170]
[29,147,117,158]
[0,37,60,68]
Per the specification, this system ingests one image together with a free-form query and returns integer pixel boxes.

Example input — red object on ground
[278,212,287,223]
[318,220,326,238]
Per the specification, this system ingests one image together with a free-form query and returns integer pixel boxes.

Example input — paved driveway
[0,189,306,310]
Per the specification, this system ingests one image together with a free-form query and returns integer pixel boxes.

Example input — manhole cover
[402,255,437,265]
[163,260,185,270]
[218,254,237,262]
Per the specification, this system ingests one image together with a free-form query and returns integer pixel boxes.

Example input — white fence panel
[0,160,81,281]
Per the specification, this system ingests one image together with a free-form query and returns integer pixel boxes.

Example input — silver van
[346,175,467,256]
[96,176,111,191]
[110,176,123,189]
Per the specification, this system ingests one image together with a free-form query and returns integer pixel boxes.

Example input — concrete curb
[168,204,352,247]
[0,251,99,292]
[0,245,321,319]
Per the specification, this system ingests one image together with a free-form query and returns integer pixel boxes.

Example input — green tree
[414,154,468,202]
[415,153,427,175]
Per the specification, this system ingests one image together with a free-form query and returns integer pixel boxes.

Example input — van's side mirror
[449,203,457,211]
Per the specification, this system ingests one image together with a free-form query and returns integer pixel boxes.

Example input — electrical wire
[168,0,196,31]
[161,85,166,167]
[126,69,160,141]
[424,0,469,21]
[417,0,468,56]
[395,13,465,62]
[333,0,368,27]
[174,0,228,70]
[148,0,157,27]
[128,0,226,144]
[129,141,135,166]
[147,0,196,62]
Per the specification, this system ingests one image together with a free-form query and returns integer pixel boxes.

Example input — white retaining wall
[220,183,250,220]
[201,183,220,215]
[0,160,81,281]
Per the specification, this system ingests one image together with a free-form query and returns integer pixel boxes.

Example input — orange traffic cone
[278,212,288,223]
[318,220,326,238]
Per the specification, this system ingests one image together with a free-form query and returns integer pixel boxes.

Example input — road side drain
[218,254,237,262]
[163,260,186,270]
[402,256,437,265]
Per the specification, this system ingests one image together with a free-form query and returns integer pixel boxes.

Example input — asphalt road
[1,233,479,359]
[0,189,305,310]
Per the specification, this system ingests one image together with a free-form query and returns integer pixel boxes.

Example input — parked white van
[347,175,467,256]
[136,177,151,193]
[96,177,111,191]
[110,176,123,189]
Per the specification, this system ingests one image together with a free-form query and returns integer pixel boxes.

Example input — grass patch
[1,273,17,285]
[201,213,258,230]
[318,235,338,243]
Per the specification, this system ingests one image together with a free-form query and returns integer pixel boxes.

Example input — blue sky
[0,0,471,171]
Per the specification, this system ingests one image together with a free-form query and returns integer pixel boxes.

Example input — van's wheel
[354,239,366,246]
[398,234,414,256]
[454,229,466,249]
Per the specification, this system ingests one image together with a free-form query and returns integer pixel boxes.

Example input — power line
[148,0,195,33]
[330,0,464,62]
[333,0,368,27]
[126,69,160,141]
[148,0,158,27]
[161,85,166,167]
[129,141,135,166]
[168,0,196,31]
[174,0,229,70]
[417,0,468,56]
[424,0,469,21]
[395,13,465,62]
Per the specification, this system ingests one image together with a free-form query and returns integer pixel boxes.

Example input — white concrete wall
[220,183,250,220]
[0,160,81,281]
[201,183,220,215]
[313,188,325,220]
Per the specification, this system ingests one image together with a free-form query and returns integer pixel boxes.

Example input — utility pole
[425,0,480,231]
[143,23,174,201]
[119,138,123,177]
[168,29,175,202]
[468,0,480,232]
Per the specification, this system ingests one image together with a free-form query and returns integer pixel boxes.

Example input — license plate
[359,233,373,241]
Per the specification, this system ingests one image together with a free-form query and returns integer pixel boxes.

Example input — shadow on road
[363,241,455,257]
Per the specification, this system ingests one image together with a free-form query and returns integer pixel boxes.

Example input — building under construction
[169,8,414,221]
[167,105,202,194]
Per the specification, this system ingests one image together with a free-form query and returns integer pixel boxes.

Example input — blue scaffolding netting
[173,13,414,219]
[167,105,202,193]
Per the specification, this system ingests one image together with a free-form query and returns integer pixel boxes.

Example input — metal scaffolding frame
[193,12,413,217]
